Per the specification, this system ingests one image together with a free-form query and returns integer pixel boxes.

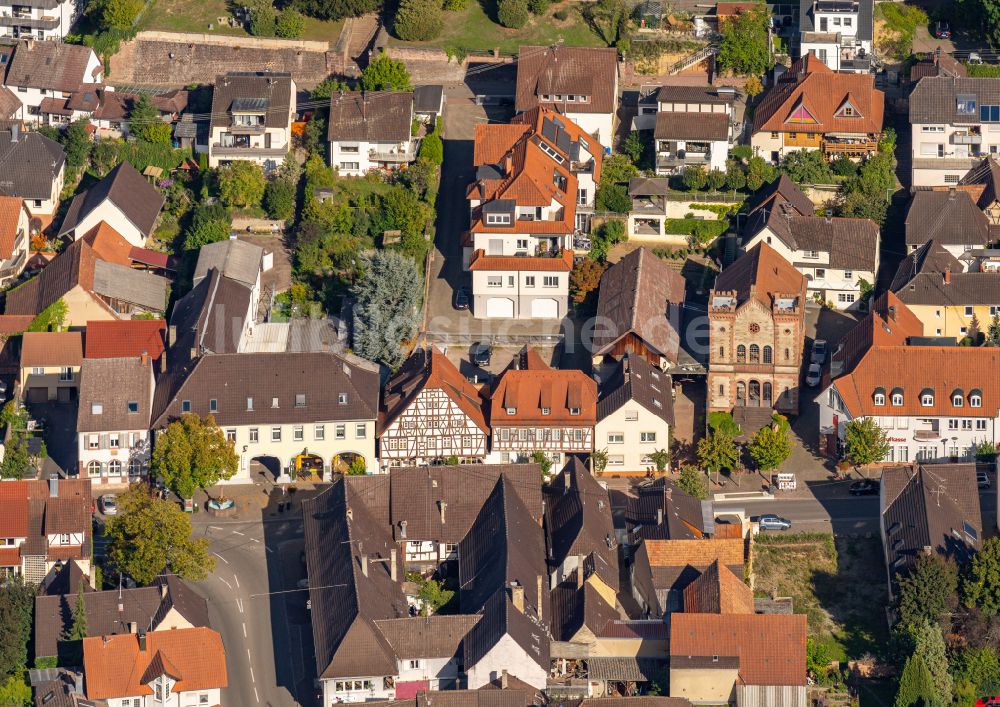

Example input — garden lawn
[140,0,343,42]
[386,0,604,55]
[753,533,888,662]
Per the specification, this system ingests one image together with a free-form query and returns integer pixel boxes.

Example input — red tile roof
[0,547,19,566]
[0,480,28,537]
[0,315,34,335]
[752,55,884,136]
[670,613,807,686]
[468,249,574,272]
[489,348,597,425]
[682,560,754,614]
[80,222,133,267]
[84,320,166,361]
[21,331,83,368]
[0,195,24,260]
[83,627,227,700]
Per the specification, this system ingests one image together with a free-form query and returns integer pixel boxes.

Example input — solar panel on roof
[964,521,978,542]
[28,668,60,685]
[231,97,269,113]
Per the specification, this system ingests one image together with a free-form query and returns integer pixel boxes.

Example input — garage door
[485,297,514,318]
[531,298,559,319]
[26,387,47,403]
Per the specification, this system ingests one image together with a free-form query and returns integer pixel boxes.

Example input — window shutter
[99,434,108,449]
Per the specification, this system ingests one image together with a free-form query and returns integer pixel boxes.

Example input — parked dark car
[935,20,951,39]
[470,342,492,366]
[849,479,879,496]
[453,286,470,310]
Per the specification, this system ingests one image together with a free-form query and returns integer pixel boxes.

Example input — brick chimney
[510,584,525,613]
[944,269,952,285]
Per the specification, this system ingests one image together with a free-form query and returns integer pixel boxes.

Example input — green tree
[746,155,774,191]
[263,178,296,220]
[895,653,936,707]
[588,219,625,261]
[351,250,422,369]
[393,0,443,40]
[747,416,792,471]
[709,411,742,437]
[275,6,306,36]
[706,168,727,191]
[682,165,707,191]
[0,675,30,707]
[595,183,630,212]
[105,488,215,586]
[418,130,443,166]
[128,95,171,144]
[0,435,31,480]
[67,580,89,641]
[697,428,740,475]
[830,156,858,177]
[976,0,1000,50]
[347,457,367,475]
[622,130,645,164]
[0,578,33,680]
[183,202,230,250]
[527,0,547,13]
[583,0,629,47]
[911,619,952,703]
[677,464,709,500]
[218,161,266,208]
[969,312,983,345]
[497,0,529,27]
[780,149,835,185]
[416,576,454,613]
[569,257,606,310]
[61,119,92,170]
[361,52,412,91]
[990,314,1000,346]
[896,554,958,629]
[725,162,747,191]
[717,8,773,77]
[99,0,143,29]
[843,417,890,468]
[601,153,640,185]
[152,413,239,500]
[952,647,1000,700]
[839,131,896,225]
[744,75,763,97]
[530,450,553,478]
[247,0,276,35]
[648,448,670,473]
[963,537,1000,615]
[591,449,609,474]
[310,77,351,100]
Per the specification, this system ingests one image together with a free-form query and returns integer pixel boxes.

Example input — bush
[830,156,858,177]
[596,184,630,212]
[527,0,548,13]
[497,0,529,27]
[263,178,296,220]
[553,6,568,19]
[442,0,467,9]
[682,165,707,191]
[725,162,747,191]
[219,161,266,208]
[100,0,143,30]
[393,0,444,40]
[706,168,726,191]
[275,7,306,36]
[248,0,276,36]
[418,130,443,166]
[663,218,728,241]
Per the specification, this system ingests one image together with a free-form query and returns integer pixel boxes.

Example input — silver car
[811,339,828,365]
[758,514,792,531]
[99,494,117,516]
[806,363,822,387]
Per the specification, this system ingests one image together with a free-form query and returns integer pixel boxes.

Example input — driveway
[422,85,568,345]
[24,400,78,476]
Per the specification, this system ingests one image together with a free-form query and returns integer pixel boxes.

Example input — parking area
[24,400,78,477]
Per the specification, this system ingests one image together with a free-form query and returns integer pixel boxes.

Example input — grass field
[386,0,605,55]
[753,533,889,662]
[139,0,344,42]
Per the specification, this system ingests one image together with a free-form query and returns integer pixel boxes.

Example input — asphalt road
[189,511,314,707]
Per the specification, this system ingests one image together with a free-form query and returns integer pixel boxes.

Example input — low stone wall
[383,45,511,84]
[110,31,344,86]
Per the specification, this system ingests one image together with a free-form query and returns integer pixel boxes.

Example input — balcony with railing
[0,12,59,27]
[369,146,416,163]
[0,249,27,283]
[951,129,983,145]
[211,143,288,158]
[822,139,878,156]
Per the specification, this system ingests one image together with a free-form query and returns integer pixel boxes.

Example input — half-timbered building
[487,347,597,472]
[378,347,489,466]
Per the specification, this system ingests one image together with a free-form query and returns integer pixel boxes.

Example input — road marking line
[213,552,230,565]
[254,687,259,703]
[233,530,245,536]
[249,664,254,682]
[234,574,240,588]
[237,598,244,613]
[218,577,232,589]
[209,525,223,530]
[243,623,247,638]
[251,537,260,543]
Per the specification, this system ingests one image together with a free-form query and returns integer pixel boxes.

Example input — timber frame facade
[380,387,489,465]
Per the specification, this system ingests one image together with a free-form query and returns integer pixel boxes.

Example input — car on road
[805,363,822,387]
[978,471,991,488]
[811,339,828,365]
[453,286,470,310]
[99,494,117,516]
[849,479,880,496]
[470,342,492,367]
[758,514,792,531]
[935,20,951,39]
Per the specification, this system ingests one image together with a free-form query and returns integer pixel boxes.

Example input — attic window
[127,401,138,414]
[91,402,103,415]
[506,407,516,415]
[957,95,978,115]
[538,140,565,164]
[209,399,218,413]
[570,407,581,416]
[271,397,279,408]
[873,393,885,406]
[541,407,550,415]
[181,400,191,412]
[981,105,1000,122]
[952,389,964,407]
[890,388,904,406]
[338,393,348,405]
[295,393,306,408]
[247,397,254,411]
[970,389,983,408]
[920,390,935,407]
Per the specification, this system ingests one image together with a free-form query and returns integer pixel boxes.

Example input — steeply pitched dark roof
[58,162,165,240]
[5,239,99,317]
[76,357,152,433]
[544,457,619,592]
[34,575,209,660]
[209,72,293,131]
[515,45,618,115]
[626,477,709,541]
[891,239,1000,305]
[904,189,991,248]
[882,463,982,573]
[550,579,618,641]
[0,129,65,201]
[744,174,815,221]
[654,111,729,141]
[327,91,413,142]
[151,351,379,428]
[167,268,251,356]
[5,41,100,92]
[752,211,880,270]
[412,85,444,114]
[593,248,686,362]
[656,85,736,104]
[713,241,805,308]
[597,353,675,427]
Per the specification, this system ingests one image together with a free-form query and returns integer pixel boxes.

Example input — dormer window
[920,388,935,407]
[952,389,964,407]
[541,407,550,415]
[209,398,218,413]
[957,94,978,115]
[506,407,516,415]
[570,407,581,416]
[485,213,511,225]
[890,388,904,407]
[247,397,254,411]
[873,388,885,406]
[91,402,103,415]
[971,389,983,407]
[295,393,306,408]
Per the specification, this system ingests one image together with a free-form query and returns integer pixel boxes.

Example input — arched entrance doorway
[250,456,283,483]
[294,453,324,480]
[333,452,367,475]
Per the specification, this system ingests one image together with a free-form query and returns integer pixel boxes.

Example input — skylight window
[981,105,1000,122]
[957,94,978,115]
